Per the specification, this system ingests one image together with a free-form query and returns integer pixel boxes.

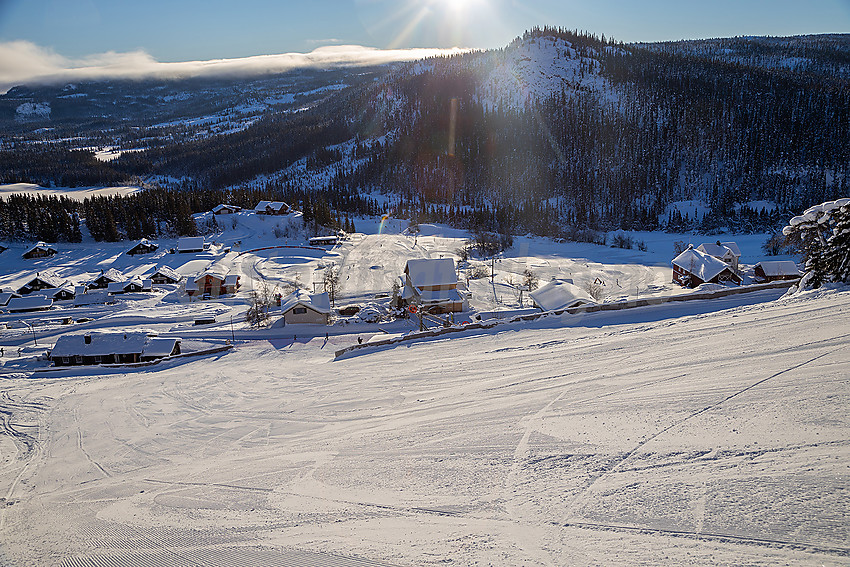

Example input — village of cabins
[1,200,802,367]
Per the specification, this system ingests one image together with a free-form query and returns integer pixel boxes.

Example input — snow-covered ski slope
[0,282,847,565]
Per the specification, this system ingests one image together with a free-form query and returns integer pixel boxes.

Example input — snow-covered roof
[195,266,229,282]
[212,204,241,213]
[22,242,56,256]
[177,236,205,251]
[50,332,178,359]
[151,266,181,282]
[6,295,53,312]
[94,268,125,284]
[107,281,126,293]
[126,239,158,253]
[38,284,75,299]
[280,290,331,314]
[418,288,465,306]
[0,291,21,306]
[528,280,595,311]
[755,261,801,277]
[224,274,240,286]
[19,271,64,292]
[672,248,735,282]
[721,241,741,257]
[405,258,457,289]
[141,337,180,358]
[185,279,199,291]
[74,290,110,306]
[696,242,739,260]
[254,201,287,212]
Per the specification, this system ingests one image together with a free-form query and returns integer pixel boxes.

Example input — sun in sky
[356,0,512,49]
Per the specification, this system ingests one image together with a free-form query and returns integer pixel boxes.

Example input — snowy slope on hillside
[477,37,611,110]
[0,284,847,565]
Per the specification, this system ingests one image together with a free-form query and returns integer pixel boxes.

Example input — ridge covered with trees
[1,28,847,242]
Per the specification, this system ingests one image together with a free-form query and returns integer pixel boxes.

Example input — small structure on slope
[529,280,595,311]
[187,267,240,298]
[696,241,742,272]
[17,271,64,295]
[89,268,125,289]
[253,201,289,215]
[49,332,180,366]
[401,258,466,314]
[177,237,205,253]
[126,238,159,256]
[212,204,242,215]
[672,247,743,288]
[6,295,53,313]
[309,235,340,247]
[754,261,801,282]
[150,266,181,285]
[22,242,57,259]
[280,290,331,325]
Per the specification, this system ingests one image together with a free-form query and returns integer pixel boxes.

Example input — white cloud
[0,41,470,93]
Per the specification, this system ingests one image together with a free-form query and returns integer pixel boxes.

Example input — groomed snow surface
[0,284,847,566]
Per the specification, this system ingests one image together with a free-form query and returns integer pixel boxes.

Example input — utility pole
[22,321,37,346]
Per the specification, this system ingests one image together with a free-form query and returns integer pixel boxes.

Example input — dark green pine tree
[822,204,850,283]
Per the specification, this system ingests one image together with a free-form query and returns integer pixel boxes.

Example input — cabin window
[293,307,307,314]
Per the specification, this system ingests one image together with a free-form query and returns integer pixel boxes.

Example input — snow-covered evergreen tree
[783,198,850,288]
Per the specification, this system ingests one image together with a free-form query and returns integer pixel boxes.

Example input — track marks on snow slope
[559,345,844,553]
[74,408,111,478]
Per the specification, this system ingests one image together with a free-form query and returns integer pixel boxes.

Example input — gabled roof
[18,270,64,292]
[755,260,800,277]
[223,274,240,286]
[107,281,126,293]
[50,332,179,358]
[195,265,229,282]
[22,241,56,256]
[529,280,595,311]
[280,290,330,314]
[212,204,241,213]
[254,200,287,212]
[405,258,457,289]
[721,241,741,257]
[94,268,125,284]
[126,238,158,254]
[672,248,736,282]
[40,284,75,299]
[177,236,205,251]
[697,241,740,260]
[151,265,181,282]
[6,295,53,312]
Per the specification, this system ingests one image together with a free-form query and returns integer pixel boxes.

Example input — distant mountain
[2,28,848,239]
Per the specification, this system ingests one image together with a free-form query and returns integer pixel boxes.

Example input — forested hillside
[1,28,847,242]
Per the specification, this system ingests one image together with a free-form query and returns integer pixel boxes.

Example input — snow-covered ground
[3,209,844,565]
[0,280,847,565]
[0,183,143,201]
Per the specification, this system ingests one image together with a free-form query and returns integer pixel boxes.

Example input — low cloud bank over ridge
[0,41,468,93]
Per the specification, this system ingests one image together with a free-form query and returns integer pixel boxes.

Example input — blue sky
[2,0,849,62]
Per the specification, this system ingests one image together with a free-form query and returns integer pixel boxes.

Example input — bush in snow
[782,198,850,289]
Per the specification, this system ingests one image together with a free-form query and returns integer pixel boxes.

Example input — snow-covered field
[0,183,143,201]
[1,282,847,565]
[1,210,846,565]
